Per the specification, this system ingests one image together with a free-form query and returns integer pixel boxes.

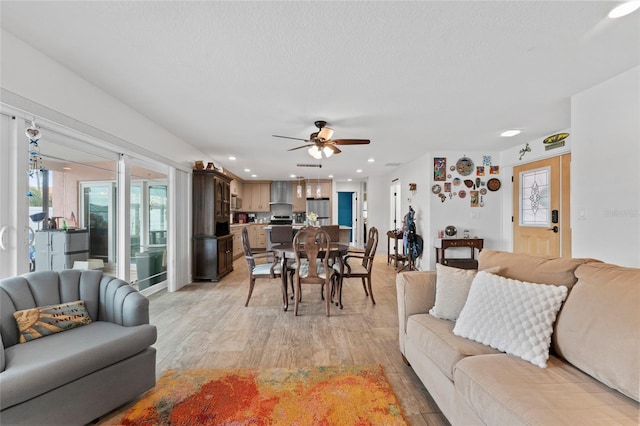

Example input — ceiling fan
[273,120,370,159]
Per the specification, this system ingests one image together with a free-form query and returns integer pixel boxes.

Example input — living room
[0,2,639,425]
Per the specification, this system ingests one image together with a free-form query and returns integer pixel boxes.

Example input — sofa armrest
[100,276,150,326]
[0,332,5,372]
[396,271,437,354]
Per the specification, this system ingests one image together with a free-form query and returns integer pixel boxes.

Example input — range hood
[269,181,292,205]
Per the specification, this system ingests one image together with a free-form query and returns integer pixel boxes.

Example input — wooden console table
[434,238,484,270]
[387,230,407,269]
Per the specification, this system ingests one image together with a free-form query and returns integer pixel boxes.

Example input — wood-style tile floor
[98,254,450,426]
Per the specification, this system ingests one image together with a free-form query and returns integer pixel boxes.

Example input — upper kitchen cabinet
[230,179,243,198]
[244,182,271,212]
[305,180,333,199]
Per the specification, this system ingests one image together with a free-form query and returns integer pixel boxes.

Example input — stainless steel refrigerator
[306,198,330,225]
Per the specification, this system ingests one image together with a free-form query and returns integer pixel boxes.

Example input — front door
[513,154,571,257]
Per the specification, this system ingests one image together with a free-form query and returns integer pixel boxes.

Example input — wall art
[456,156,474,176]
[434,157,447,181]
[470,190,479,207]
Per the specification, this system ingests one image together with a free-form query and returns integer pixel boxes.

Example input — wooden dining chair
[270,225,293,245]
[335,226,379,304]
[292,226,333,316]
[242,227,283,307]
[320,225,340,244]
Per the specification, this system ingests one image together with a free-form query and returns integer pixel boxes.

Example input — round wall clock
[456,156,474,176]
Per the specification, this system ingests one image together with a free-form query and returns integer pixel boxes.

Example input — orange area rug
[120,364,408,425]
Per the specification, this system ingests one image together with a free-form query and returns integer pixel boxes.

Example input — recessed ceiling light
[290,174,296,178]
[328,174,333,178]
[609,1,640,18]
[251,174,257,178]
[347,178,352,182]
[368,158,375,163]
[228,156,236,160]
[500,129,521,137]
[62,167,71,170]
[244,168,251,172]
[356,169,362,173]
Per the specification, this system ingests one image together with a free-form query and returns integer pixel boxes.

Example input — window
[520,167,550,226]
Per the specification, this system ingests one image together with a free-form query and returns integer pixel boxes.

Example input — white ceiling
[1,1,638,181]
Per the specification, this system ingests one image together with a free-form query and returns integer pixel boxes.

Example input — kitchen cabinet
[305,180,333,199]
[245,182,271,212]
[231,226,244,259]
[255,225,267,249]
[192,170,233,281]
[230,179,243,198]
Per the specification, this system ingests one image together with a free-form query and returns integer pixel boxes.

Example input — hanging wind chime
[26,121,44,177]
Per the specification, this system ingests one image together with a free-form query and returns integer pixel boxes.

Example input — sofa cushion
[477,249,597,289]
[453,271,567,368]
[406,313,500,380]
[553,263,640,402]
[454,354,640,426]
[429,264,478,321]
[0,321,157,409]
[13,300,92,343]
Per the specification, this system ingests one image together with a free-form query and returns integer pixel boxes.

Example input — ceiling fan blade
[332,139,371,145]
[287,144,313,151]
[272,135,310,142]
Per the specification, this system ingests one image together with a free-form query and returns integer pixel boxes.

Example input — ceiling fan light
[308,146,322,159]
[322,146,334,158]
[317,127,334,140]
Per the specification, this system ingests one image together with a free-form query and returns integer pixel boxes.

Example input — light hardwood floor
[99,254,450,426]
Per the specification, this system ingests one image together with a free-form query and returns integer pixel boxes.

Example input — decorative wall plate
[487,178,501,191]
[458,190,467,198]
[453,178,461,186]
[464,179,474,188]
[432,184,442,194]
[445,225,457,237]
[456,156,475,176]
[479,188,487,195]
[543,133,569,144]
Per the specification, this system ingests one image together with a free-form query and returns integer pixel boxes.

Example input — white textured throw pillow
[429,264,479,320]
[453,271,568,368]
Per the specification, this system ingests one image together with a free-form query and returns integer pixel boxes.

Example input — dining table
[271,243,350,311]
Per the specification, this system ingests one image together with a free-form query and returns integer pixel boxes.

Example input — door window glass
[520,167,550,226]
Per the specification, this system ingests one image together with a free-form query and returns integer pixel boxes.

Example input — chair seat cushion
[252,263,281,276]
[1,321,157,409]
[298,261,330,279]
[336,261,367,275]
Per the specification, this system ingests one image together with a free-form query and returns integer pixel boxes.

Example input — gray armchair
[0,269,157,425]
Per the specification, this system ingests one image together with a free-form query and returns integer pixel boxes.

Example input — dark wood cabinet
[192,170,233,281]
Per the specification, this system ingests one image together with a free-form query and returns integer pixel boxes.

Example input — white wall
[375,150,502,270]
[571,66,640,267]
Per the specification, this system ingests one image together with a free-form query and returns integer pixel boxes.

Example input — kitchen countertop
[231,223,352,230]
[263,225,351,230]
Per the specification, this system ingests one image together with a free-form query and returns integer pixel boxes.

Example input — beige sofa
[397,250,639,425]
